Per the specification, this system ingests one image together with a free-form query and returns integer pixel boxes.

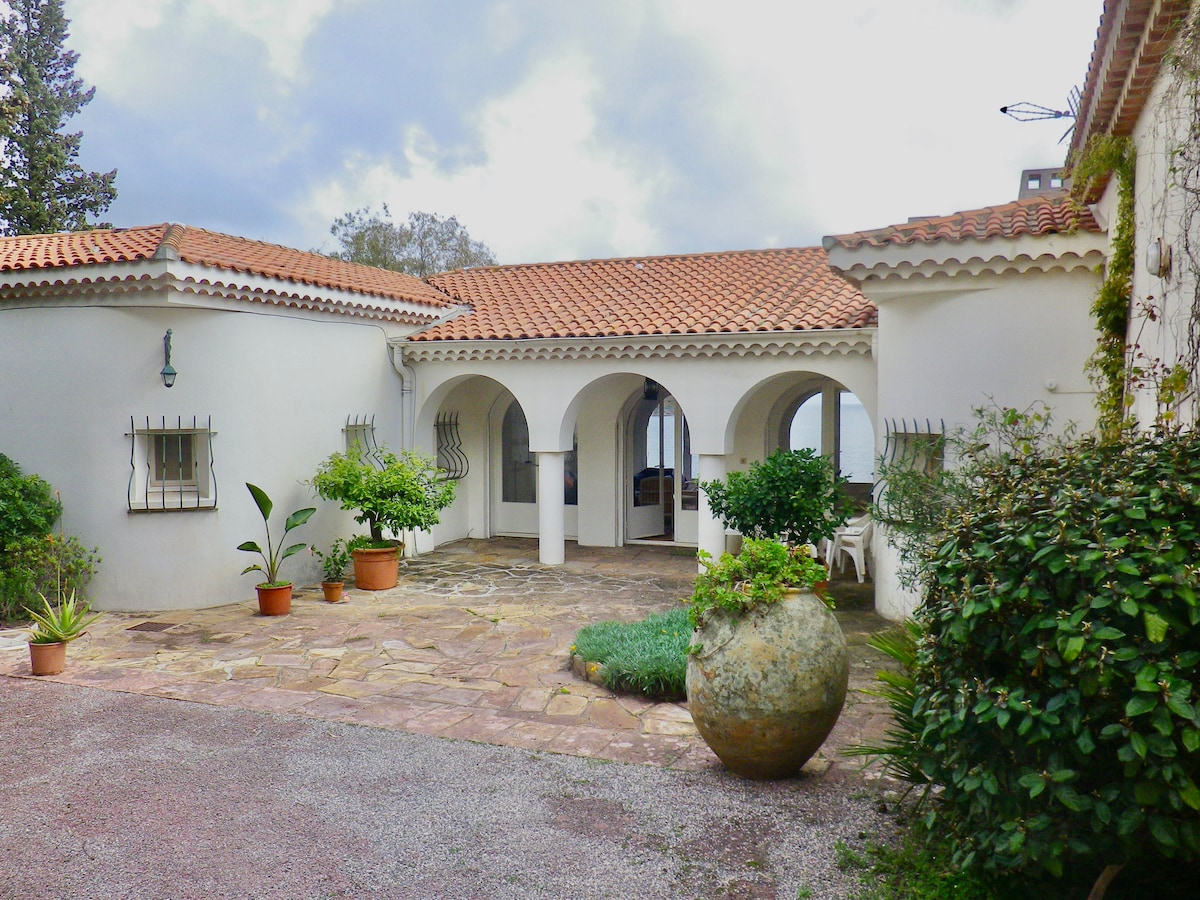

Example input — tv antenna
[1000,86,1081,142]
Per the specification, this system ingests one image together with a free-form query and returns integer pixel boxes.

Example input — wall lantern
[643,378,660,401]
[1147,237,1172,278]
[160,329,177,388]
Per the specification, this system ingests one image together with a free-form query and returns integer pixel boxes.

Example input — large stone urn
[686,588,849,779]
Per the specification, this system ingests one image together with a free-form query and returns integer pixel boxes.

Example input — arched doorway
[785,386,874,508]
[623,384,698,544]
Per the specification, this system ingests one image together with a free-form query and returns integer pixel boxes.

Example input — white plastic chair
[828,515,872,582]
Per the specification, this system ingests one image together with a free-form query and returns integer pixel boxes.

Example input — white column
[697,453,726,569]
[537,450,566,565]
[821,382,841,473]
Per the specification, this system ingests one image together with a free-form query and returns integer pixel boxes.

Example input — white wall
[0,302,404,611]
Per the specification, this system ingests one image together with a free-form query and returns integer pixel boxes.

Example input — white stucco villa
[0,0,1186,619]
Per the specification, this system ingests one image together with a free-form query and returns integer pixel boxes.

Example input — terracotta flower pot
[29,641,67,676]
[321,581,345,603]
[686,588,848,780]
[256,583,293,616]
[351,545,401,591]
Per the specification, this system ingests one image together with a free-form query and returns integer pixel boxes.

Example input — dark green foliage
[572,607,691,700]
[0,453,61,553]
[688,538,829,629]
[328,205,497,275]
[0,0,116,234]
[311,444,457,543]
[700,448,850,547]
[0,532,99,623]
[838,828,998,900]
[1071,134,1135,436]
[914,428,1200,880]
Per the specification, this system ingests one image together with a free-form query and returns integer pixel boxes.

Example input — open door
[625,389,697,543]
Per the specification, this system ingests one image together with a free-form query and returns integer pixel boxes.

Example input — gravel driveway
[3,677,898,899]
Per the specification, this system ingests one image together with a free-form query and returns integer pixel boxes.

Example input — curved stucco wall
[0,303,404,611]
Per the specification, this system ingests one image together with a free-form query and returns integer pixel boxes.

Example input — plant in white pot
[685,538,849,780]
[237,483,316,616]
[25,590,101,676]
[310,445,455,590]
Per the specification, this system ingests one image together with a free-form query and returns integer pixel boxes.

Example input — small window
[128,416,216,511]
[1050,174,1064,189]
[1027,174,1042,190]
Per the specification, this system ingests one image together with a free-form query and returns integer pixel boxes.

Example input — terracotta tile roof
[0,224,454,307]
[825,193,1101,250]
[1067,0,1191,201]
[413,247,874,341]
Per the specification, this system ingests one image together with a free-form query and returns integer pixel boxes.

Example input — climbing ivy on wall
[1071,135,1136,439]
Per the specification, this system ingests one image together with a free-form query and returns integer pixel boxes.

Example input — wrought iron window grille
[436,411,469,479]
[344,413,385,468]
[127,415,217,512]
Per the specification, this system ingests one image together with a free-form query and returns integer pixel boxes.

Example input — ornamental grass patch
[572,607,690,701]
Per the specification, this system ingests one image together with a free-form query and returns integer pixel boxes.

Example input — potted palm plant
[310,445,455,590]
[685,538,849,779]
[26,590,101,676]
[313,537,351,602]
[237,483,316,615]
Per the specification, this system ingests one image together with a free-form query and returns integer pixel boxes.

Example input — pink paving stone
[515,688,551,713]
[309,658,339,676]
[438,711,520,742]
[164,681,255,705]
[425,686,497,706]
[584,697,642,731]
[298,694,373,721]
[379,680,444,699]
[402,707,475,736]
[496,720,566,751]
[318,680,393,700]
[547,726,620,759]
[258,653,308,667]
[237,687,314,712]
[346,701,430,730]
[474,685,523,710]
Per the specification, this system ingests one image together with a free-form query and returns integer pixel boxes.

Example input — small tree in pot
[699,448,851,551]
[310,445,456,590]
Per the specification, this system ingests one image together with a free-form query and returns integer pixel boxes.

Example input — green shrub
[688,538,829,629]
[0,533,100,623]
[572,607,691,700]
[0,453,62,554]
[700,448,850,547]
[913,428,1200,883]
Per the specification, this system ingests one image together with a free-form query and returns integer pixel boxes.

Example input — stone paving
[0,537,899,782]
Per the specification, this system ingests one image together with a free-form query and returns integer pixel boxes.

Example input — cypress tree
[0,0,116,235]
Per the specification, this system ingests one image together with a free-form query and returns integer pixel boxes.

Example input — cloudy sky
[63,0,1102,265]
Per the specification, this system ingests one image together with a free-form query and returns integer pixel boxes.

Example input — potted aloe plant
[310,445,455,590]
[25,590,101,676]
[313,537,351,602]
[237,483,316,615]
[685,538,849,780]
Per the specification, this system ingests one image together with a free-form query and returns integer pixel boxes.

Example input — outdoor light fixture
[1147,237,1172,278]
[643,378,659,401]
[160,329,177,388]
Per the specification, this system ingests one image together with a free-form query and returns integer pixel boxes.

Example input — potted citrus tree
[699,447,851,553]
[310,445,455,590]
[25,590,101,675]
[237,483,316,615]
[685,538,849,779]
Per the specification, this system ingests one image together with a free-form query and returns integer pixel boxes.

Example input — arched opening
[785,387,874,507]
[492,394,578,537]
[625,385,698,544]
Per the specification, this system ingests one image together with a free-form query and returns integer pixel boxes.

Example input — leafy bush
[912,428,1200,884]
[311,444,456,544]
[0,533,100,624]
[0,453,62,554]
[700,448,850,547]
[572,607,691,700]
[688,538,829,628]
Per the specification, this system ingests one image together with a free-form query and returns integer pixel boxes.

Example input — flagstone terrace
[0,538,896,781]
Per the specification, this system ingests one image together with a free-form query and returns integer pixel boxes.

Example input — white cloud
[302,55,670,263]
[66,0,336,99]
